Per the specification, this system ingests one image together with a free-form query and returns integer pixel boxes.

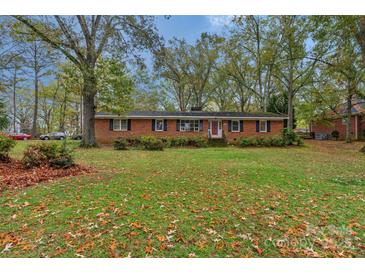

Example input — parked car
[39,132,66,140]
[9,132,32,140]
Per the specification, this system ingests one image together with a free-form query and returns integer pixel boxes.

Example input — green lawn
[1,140,365,257]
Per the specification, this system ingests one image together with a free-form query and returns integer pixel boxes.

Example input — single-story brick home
[310,100,365,140]
[95,110,287,144]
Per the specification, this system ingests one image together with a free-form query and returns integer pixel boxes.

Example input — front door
[209,120,222,138]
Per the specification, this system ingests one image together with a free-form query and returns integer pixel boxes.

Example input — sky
[154,15,232,43]
[139,15,232,69]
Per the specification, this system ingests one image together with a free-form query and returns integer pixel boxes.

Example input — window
[113,119,128,131]
[231,120,240,132]
[155,119,164,131]
[180,120,200,132]
[259,120,267,132]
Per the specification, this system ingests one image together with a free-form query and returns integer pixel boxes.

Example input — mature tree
[0,98,9,130]
[132,68,163,111]
[273,16,319,129]
[312,16,364,142]
[187,33,223,108]
[14,16,160,147]
[230,16,280,111]
[155,38,192,111]
[18,38,56,137]
[96,59,135,115]
[38,80,60,133]
[210,67,237,111]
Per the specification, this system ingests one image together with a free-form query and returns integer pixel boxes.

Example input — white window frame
[113,119,128,131]
[259,120,267,132]
[231,120,240,132]
[180,120,200,132]
[155,119,164,131]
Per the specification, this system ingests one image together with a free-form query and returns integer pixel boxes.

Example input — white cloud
[206,15,234,28]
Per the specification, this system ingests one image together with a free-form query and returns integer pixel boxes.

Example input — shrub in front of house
[281,128,303,146]
[126,137,142,147]
[159,137,172,148]
[170,136,189,147]
[22,142,74,169]
[140,136,164,151]
[268,136,286,147]
[239,137,251,147]
[331,130,340,140]
[114,138,128,150]
[0,135,16,162]
[238,136,287,148]
[187,136,208,148]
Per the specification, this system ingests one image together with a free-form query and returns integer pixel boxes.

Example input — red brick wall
[311,116,363,140]
[95,118,285,144]
[223,120,284,141]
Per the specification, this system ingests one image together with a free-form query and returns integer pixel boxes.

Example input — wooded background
[1,16,365,145]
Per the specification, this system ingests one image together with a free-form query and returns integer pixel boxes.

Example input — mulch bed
[0,160,92,193]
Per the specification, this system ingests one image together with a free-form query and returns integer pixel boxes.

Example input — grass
[1,140,365,257]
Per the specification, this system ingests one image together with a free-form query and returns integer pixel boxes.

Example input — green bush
[0,135,16,162]
[170,136,189,147]
[159,137,172,148]
[140,136,164,151]
[49,142,74,169]
[281,128,303,146]
[114,138,128,150]
[269,136,286,147]
[188,137,208,148]
[262,138,273,147]
[22,142,74,169]
[239,136,287,148]
[239,138,251,147]
[331,130,340,140]
[126,137,142,147]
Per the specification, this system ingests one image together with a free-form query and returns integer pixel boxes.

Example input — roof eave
[95,114,288,120]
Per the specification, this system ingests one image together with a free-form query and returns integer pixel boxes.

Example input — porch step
[208,138,228,147]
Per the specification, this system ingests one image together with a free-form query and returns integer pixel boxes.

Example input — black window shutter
[109,119,114,130]
[228,120,231,132]
[240,120,244,132]
[267,121,271,132]
[256,121,260,132]
[127,119,131,131]
[200,120,203,131]
[164,119,167,131]
[152,119,155,131]
[176,120,180,131]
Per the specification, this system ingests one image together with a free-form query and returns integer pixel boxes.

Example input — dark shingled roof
[96,110,287,119]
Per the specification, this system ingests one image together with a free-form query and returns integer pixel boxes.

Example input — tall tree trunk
[59,92,68,132]
[12,68,17,132]
[287,93,294,129]
[345,94,353,143]
[31,70,39,137]
[80,71,97,147]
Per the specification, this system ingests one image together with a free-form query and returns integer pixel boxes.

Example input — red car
[9,133,32,140]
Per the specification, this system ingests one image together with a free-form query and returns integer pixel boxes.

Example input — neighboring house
[310,100,365,140]
[95,110,287,144]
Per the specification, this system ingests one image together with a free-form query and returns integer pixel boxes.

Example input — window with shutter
[231,120,240,132]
